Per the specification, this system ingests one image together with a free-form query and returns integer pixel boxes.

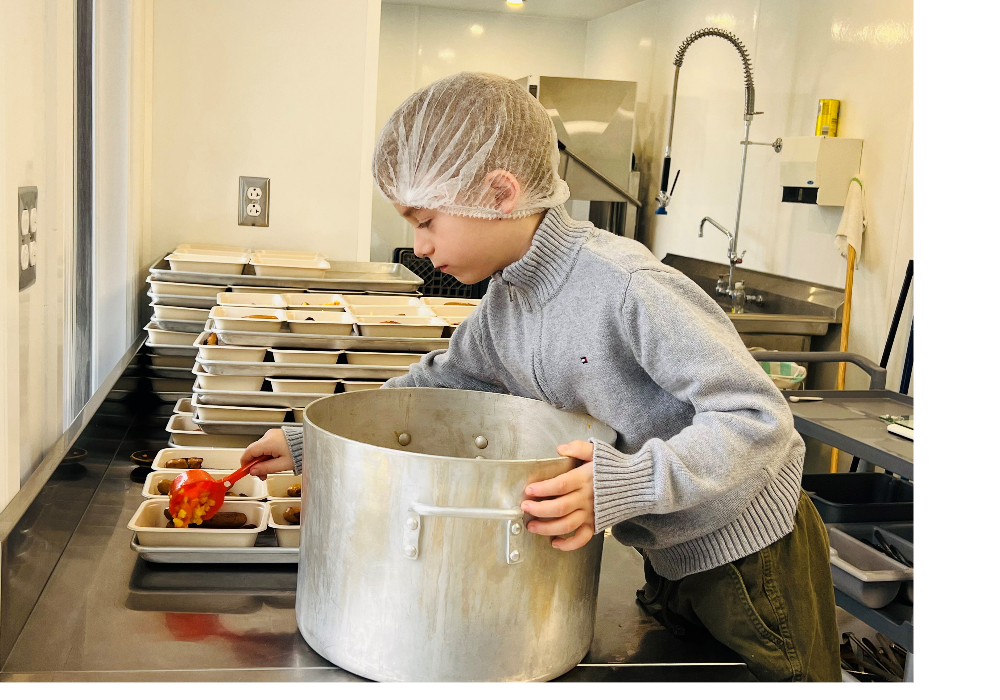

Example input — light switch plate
[18,186,38,290]
[238,176,269,227]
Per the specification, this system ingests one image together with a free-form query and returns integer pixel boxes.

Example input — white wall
[1,0,76,494]
[584,0,914,390]
[149,0,382,263]
[371,3,589,262]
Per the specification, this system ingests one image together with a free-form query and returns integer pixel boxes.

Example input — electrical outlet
[18,186,38,291]
[239,176,269,226]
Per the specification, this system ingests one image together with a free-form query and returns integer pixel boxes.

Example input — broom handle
[830,245,857,473]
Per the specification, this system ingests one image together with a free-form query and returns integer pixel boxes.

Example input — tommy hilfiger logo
[580,357,588,364]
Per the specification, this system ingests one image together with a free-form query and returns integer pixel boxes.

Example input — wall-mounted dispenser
[780,136,863,206]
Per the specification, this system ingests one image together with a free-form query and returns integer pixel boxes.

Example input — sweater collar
[496,206,593,306]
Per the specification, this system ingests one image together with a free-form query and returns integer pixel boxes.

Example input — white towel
[835,178,866,268]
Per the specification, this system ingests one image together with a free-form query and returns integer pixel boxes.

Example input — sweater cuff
[590,438,658,532]
[282,426,304,476]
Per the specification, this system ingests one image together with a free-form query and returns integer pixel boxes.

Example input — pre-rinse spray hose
[656,28,756,214]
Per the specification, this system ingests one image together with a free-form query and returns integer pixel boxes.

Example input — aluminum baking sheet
[213,327,448,352]
[130,534,298,564]
[149,256,422,292]
[145,339,200,357]
[193,384,331,408]
[192,416,300,435]
[147,292,219,310]
[150,317,207,334]
[150,366,195,379]
[197,357,407,380]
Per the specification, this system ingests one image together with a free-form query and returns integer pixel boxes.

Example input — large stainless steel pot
[297,388,617,682]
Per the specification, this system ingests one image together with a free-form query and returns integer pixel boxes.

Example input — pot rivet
[405,517,418,530]
[398,432,411,446]
[474,435,488,449]
[404,545,416,557]
[509,550,520,562]
[510,522,522,535]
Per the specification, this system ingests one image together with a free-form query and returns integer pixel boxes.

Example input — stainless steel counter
[1,397,752,682]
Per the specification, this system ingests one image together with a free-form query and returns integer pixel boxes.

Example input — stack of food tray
[128,447,304,563]
[187,292,484,438]
[143,243,481,447]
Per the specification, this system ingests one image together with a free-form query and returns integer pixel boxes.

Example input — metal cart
[751,351,913,679]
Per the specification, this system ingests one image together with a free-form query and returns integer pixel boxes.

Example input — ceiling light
[506,1,524,7]
[470,24,485,36]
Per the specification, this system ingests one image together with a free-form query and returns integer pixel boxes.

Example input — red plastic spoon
[167,456,268,527]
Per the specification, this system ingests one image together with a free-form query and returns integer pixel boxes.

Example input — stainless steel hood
[517,76,641,237]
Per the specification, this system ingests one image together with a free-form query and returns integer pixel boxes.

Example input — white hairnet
[372,72,570,220]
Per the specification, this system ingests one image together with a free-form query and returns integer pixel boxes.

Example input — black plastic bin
[802,473,913,523]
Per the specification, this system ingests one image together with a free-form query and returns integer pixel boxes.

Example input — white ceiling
[384,1,647,21]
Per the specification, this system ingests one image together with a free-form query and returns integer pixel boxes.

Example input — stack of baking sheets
[129,447,303,563]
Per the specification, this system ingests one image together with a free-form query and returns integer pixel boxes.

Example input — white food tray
[250,253,332,278]
[150,304,212,322]
[344,294,425,307]
[151,447,247,471]
[195,403,291,423]
[145,321,200,346]
[198,344,268,362]
[193,367,265,392]
[175,243,252,256]
[166,252,251,275]
[268,500,301,548]
[147,276,228,297]
[172,398,193,415]
[356,316,447,338]
[281,293,348,310]
[167,433,258,448]
[271,349,342,365]
[217,292,287,308]
[128,500,267,547]
[210,306,287,332]
[130,534,298,563]
[266,473,303,500]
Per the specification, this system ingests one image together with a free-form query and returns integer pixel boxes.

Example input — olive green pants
[638,490,841,682]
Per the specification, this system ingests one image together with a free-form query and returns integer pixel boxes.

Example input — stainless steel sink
[662,254,844,337]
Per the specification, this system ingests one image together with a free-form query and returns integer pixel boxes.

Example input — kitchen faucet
[699,216,762,308]
[655,28,780,303]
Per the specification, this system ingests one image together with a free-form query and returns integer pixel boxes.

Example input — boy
[243,72,841,682]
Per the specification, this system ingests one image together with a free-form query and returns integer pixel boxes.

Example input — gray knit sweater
[285,206,805,579]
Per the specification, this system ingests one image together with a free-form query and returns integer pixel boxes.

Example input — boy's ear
[483,169,521,215]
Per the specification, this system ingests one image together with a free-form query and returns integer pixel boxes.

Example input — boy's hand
[520,440,596,552]
[241,428,294,479]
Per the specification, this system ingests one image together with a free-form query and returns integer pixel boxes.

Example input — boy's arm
[591,269,802,533]
[382,311,504,393]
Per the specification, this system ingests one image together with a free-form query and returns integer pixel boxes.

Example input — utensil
[167,456,267,527]
[788,396,823,403]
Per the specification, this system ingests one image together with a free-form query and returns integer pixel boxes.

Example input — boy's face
[393,205,536,285]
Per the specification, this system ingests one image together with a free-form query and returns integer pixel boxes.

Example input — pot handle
[410,502,522,520]
[404,501,525,565]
